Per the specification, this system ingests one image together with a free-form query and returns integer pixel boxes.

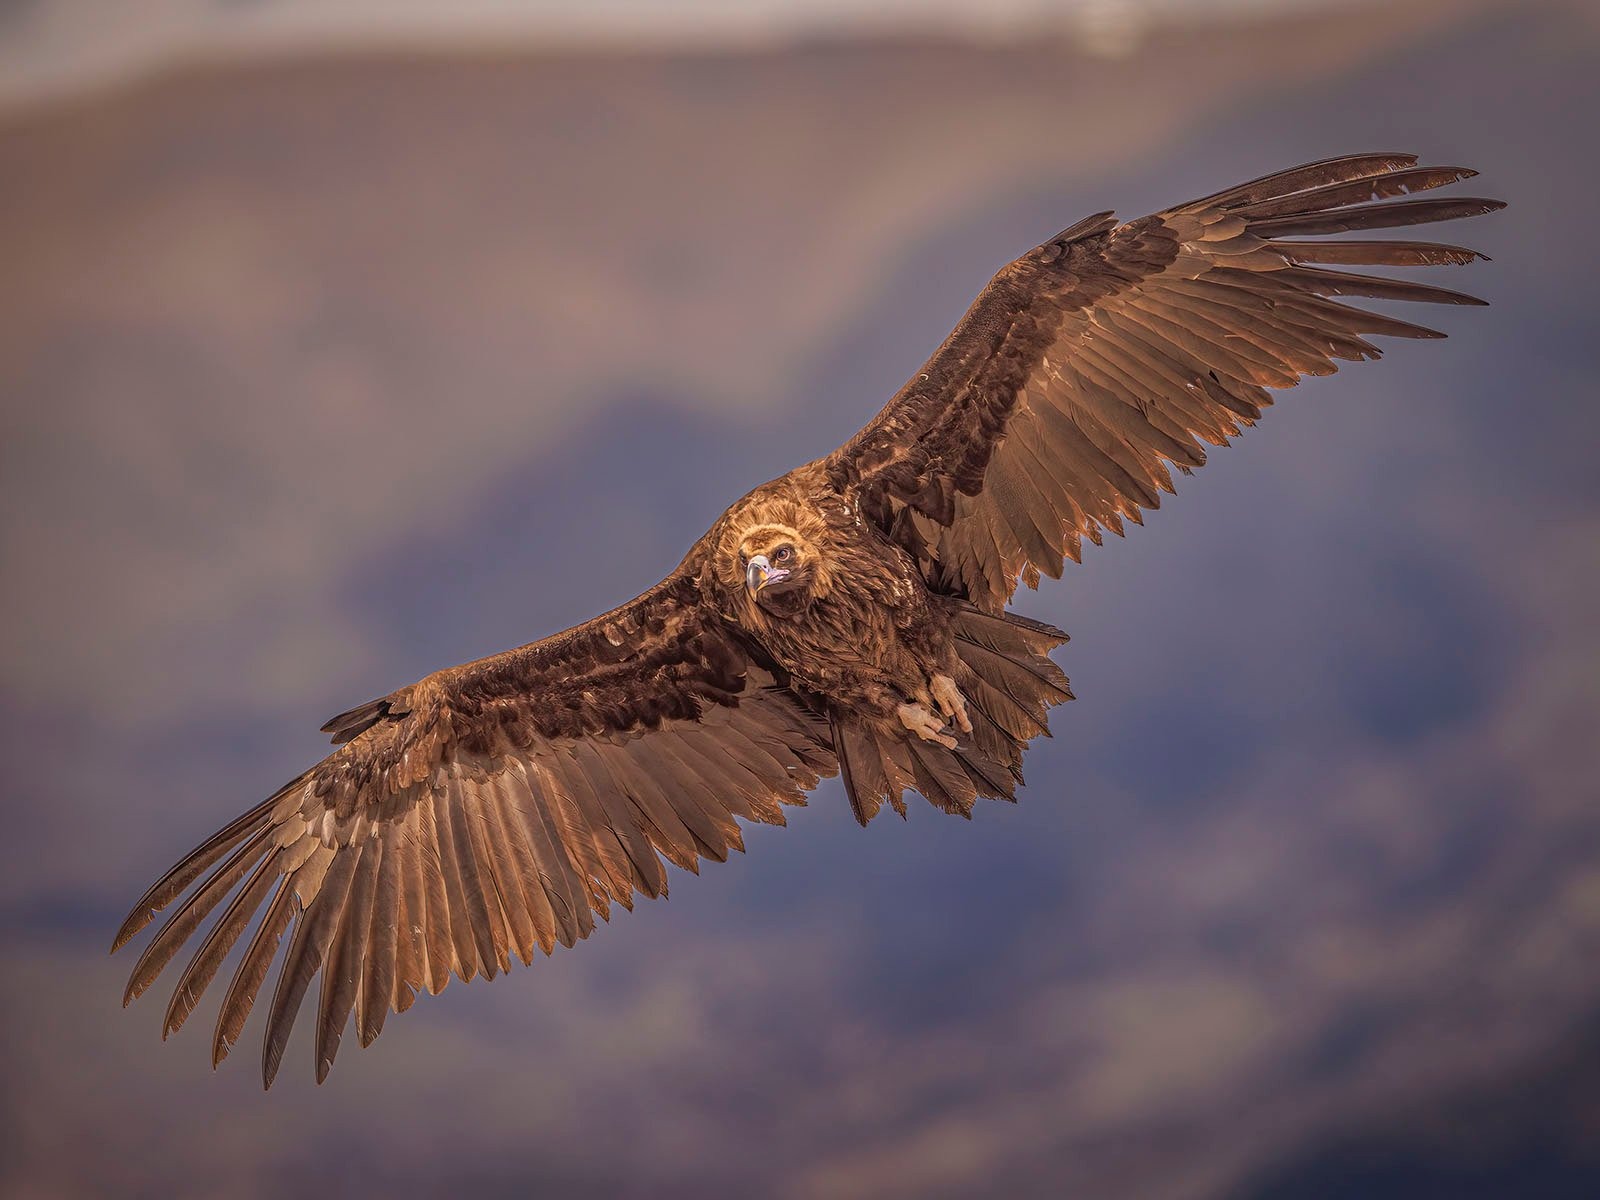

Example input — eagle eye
[773,544,795,564]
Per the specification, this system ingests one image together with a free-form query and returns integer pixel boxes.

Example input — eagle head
[734,522,818,619]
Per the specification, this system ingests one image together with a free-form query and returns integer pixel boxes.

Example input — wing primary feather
[212,875,296,1069]
[1226,165,1477,220]
[1178,152,1418,210]
[1246,195,1504,237]
[1273,238,1487,266]
[161,848,279,1038]
[358,831,402,1046]
[315,838,382,1082]
[1272,265,1487,306]
[123,825,274,1006]
[261,846,358,1089]
[112,787,288,952]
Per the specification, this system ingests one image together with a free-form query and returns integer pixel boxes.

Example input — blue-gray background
[3,1,1598,1196]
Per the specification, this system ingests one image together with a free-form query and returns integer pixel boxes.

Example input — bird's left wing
[113,570,834,1087]
[824,152,1504,611]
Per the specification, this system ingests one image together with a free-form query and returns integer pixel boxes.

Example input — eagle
[114,153,1502,1086]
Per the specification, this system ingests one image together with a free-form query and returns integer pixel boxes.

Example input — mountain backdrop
[3,1,1598,1196]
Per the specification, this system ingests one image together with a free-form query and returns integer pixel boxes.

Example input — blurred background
[3,0,1598,1196]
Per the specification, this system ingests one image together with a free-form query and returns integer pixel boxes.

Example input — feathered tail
[832,605,1072,823]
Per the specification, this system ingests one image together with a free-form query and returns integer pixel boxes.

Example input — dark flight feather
[262,847,358,1088]
[316,837,381,1081]
[113,790,285,952]
[1176,151,1421,209]
[162,850,279,1038]
[123,825,272,1006]
[357,833,401,1046]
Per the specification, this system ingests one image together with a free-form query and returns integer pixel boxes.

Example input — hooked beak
[745,554,789,596]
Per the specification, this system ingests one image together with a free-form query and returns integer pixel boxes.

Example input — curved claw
[898,701,957,749]
[929,674,972,734]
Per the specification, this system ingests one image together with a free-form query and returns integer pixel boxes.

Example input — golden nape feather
[115,152,1502,1086]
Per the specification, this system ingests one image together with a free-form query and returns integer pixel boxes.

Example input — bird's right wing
[825,153,1503,612]
[113,570,835,1087]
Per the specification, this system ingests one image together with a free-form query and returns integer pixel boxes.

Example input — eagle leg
[897,701,957,749]
[928,673,972,734]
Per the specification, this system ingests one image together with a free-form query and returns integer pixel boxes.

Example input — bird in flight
[115,153,1502,1087]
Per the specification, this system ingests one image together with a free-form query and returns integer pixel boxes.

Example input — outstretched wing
[825,153,1504,611]
[113,570,834,1087]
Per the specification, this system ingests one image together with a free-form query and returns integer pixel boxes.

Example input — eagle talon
[898,701,958,749]
[929,673,972,734]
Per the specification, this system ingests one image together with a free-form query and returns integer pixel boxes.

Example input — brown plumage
[114,152,1503,1085]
